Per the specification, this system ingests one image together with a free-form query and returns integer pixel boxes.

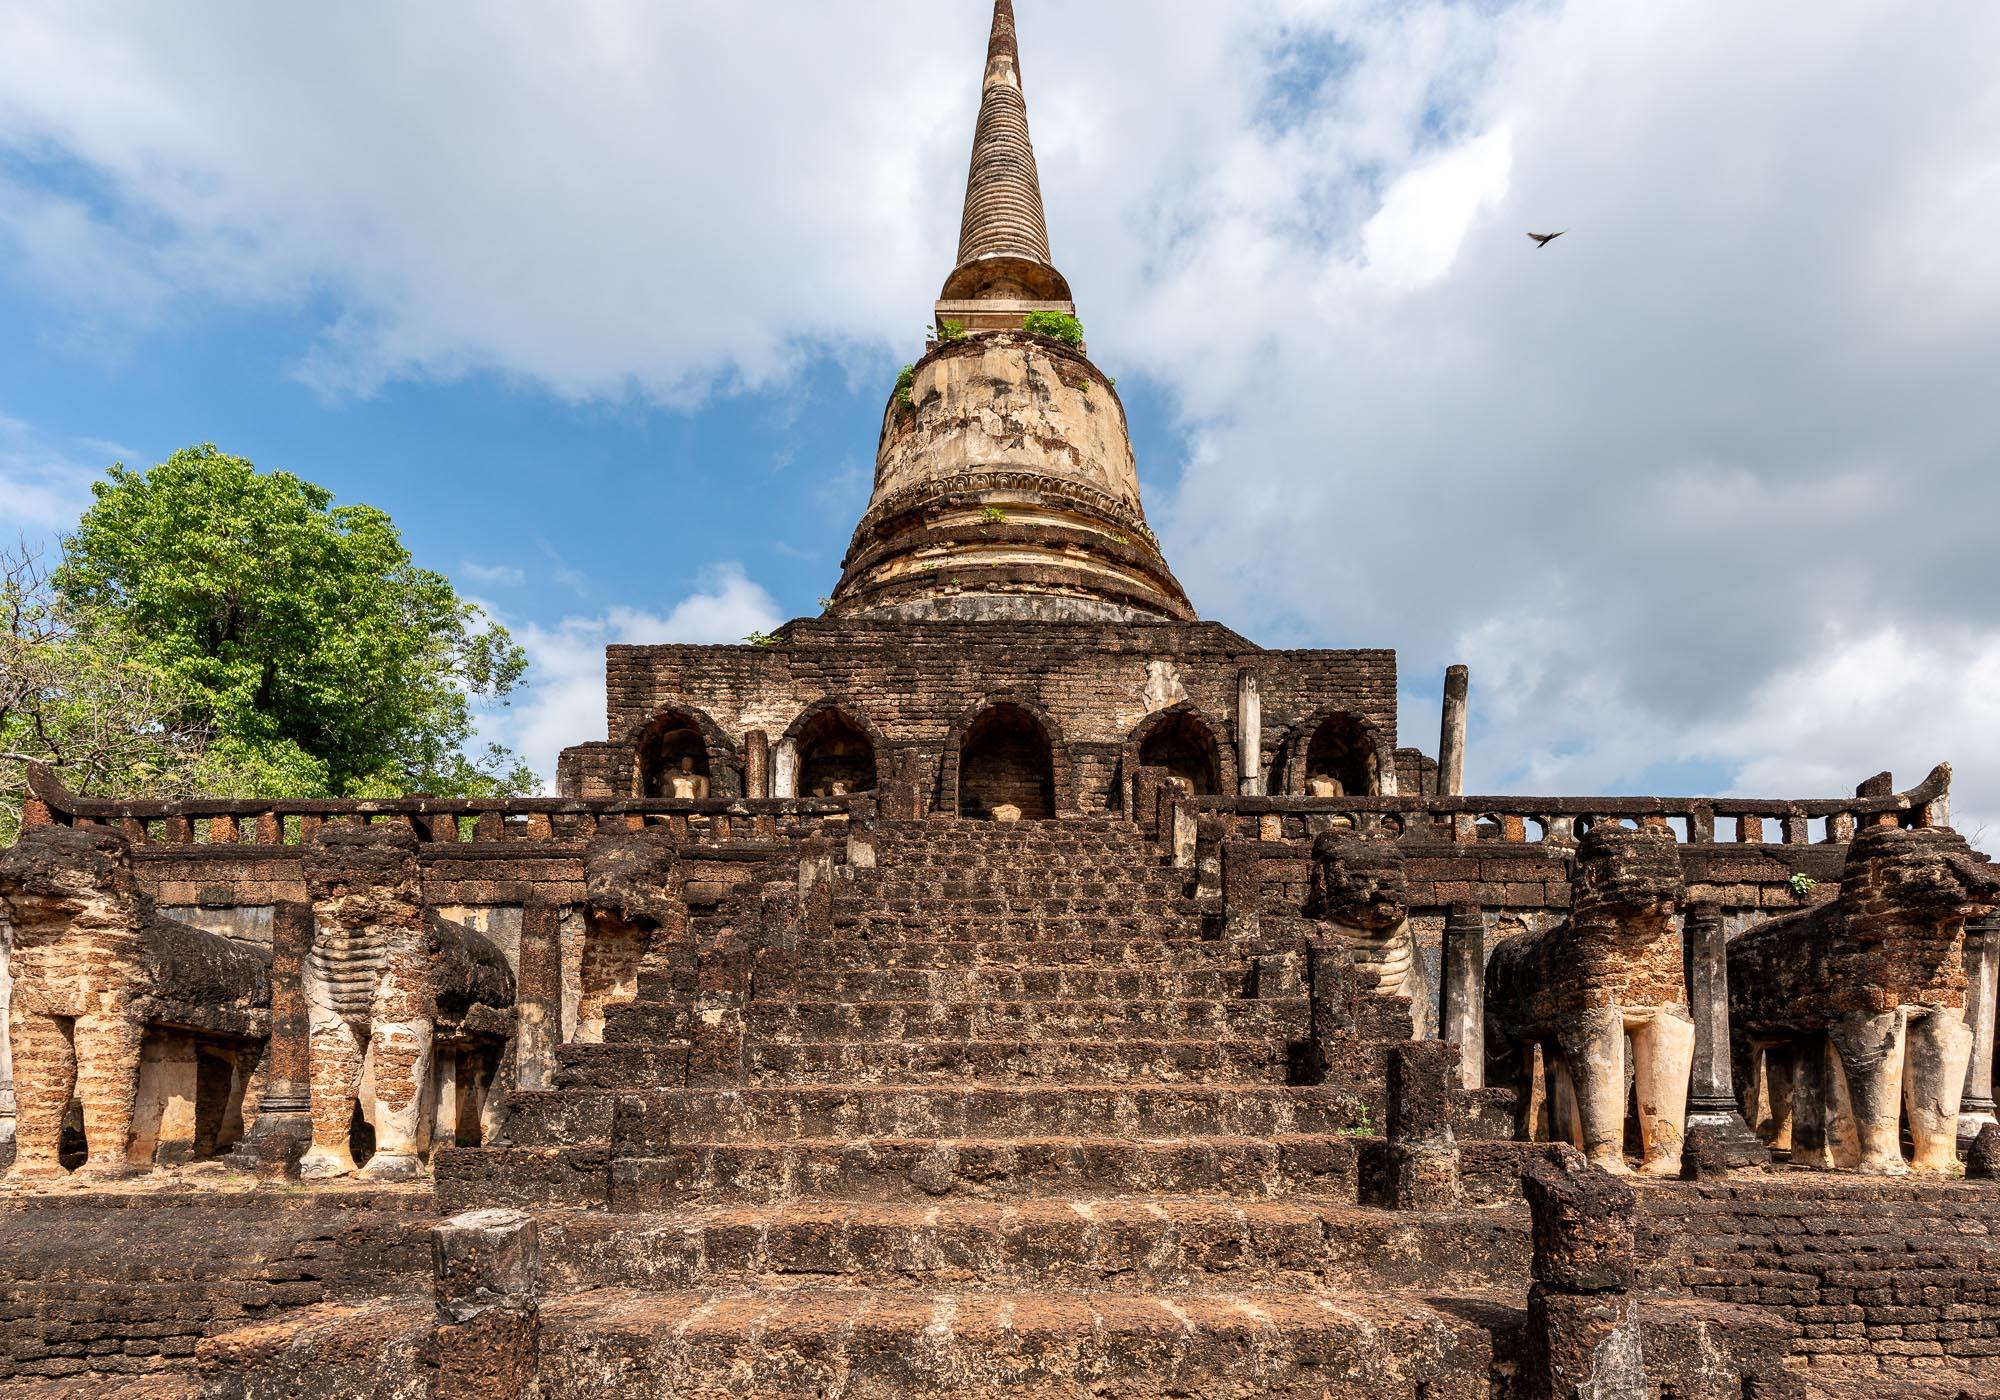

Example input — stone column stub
[1681,902,1769,1170]
[1437,665,1469,798]
[1440,904,1486,1090]
[228,900,312,1174]
[1235,669,1263,796]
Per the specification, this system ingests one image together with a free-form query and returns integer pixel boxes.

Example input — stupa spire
[937,0,1076,328]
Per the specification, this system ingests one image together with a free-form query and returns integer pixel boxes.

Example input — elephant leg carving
[360,990,433,1181]
[1546,1043,1583,1150]
[70,1010,145,1180]
[1828,1010,1910,1175]
[302,1015,367,1179]
[1904,1008,1973,1174]
[1755,1043,1795,1150]
[1630,1009,1695,1177]
[8,1010,76,1180]
[1556,1008,1629,1174]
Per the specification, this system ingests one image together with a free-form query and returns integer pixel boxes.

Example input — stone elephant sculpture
[1304,829,1428,1039]
[1488,825,1694,1177]
[1731,824,2000,1175]
[0,825,270,1182]
[299,825,515,1181]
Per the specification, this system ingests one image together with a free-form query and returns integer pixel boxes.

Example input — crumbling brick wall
[1642,1181,2000,1376]
[595,620,1397,810]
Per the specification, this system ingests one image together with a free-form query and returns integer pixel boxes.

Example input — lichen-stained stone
[579,828,685,1045]
[1731,823,2000,1175]
[299,825,514,1181]
[0,826,269,1181]
[1488,827,1695,1177]
[1522,1145,1638,1294]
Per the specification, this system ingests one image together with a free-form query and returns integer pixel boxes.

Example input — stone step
[745,998,1306,1041]
[554,1041,689,1090]
[500,1084,1368,1146]
[600,1002,690,1044]
[849,875,1182,895]
[533,1285,1498,1398]
[792,938,1234,970]
[534,1200,1530,1294]
[535,1284,1497,1398]
[437,1133,1360,1214]
[744,1038,1294,1086]
[786,964,1254,1002]
[832,912,1194,934]
[647,1132,1362,1205]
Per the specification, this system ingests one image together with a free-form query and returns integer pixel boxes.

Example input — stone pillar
[1682,902,1769,1168]
[1440,904,1486,1089]
[432,1209,540,1399]
[1522,1148,1645,1400]
[743,730,771,800]
[515,901,562,1093]
[1170,798,1198,871]
[1437,665,1469,798]
[1387,1041,1460,1209]
[1236,669,1264,797]
[772,740,799,801]
[1961,915,2000,1144]
[0,908,14,1159]
[230,901,313,1174]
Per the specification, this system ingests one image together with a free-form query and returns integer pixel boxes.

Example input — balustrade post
[1960,915,2000,1146]
[1735,814,1762,844]
[1681,903,1768,1169]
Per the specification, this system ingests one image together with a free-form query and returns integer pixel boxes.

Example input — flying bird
[1527,231,1566,248]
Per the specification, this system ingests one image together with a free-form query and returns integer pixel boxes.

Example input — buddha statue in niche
[667,755,710,800]
[1307,774,1345,798]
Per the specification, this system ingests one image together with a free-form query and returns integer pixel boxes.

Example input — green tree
[54,445,533,800]
[2,542,210,844]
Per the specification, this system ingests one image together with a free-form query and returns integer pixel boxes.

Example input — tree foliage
[1,543,216,844]
[30,444,533,808]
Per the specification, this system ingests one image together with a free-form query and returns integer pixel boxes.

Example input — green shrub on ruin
[894,365,917,408]
[1022,311,1085,346]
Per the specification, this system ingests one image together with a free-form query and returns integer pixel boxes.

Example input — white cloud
[0,415,104,541]
[460,561,525,588]
[1699,630,2000,848]
[481,563,783,789]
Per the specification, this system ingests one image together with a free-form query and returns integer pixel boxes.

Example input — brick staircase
[328,819,1529,1394]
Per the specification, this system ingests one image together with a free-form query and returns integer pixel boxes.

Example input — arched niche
[1125,704,1232,800]
[951,701,1060,820]
[626,701,743,799]
[781,701,882,798]
[1279,707,1395,797]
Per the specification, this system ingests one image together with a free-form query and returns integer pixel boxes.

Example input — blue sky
[4,1,1998,835]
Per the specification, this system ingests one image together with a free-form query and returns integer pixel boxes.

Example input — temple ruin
[1,4,1995,1395]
